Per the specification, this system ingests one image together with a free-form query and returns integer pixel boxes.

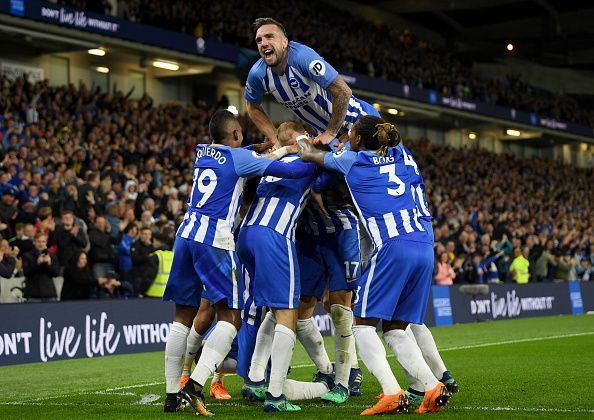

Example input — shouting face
[255,24,288,68]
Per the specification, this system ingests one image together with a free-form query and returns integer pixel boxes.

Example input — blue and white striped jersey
[245,41,377,136]
[242,154,317,241]
[300,169,359,237]
[323,144,433,248]
[176,145,273,251]
[400,144,432,223]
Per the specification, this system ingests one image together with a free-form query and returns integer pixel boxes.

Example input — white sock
[190,321,237,387]
[182,325,203,375]
[397,327,424,392]
[212,372,223,383]
[165,321,190,393]
[352,325,400,395]
[218,357,237,373]
[248,311,276,382]
[405,325,418,345]
[283,379,328,400]
[384,329,439,391]
[296,318,332,374]
[268,324,296,398]
[330,304,353,387]
[409,323,447,379]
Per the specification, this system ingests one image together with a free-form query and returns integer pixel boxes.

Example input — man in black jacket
[22,232,59,302]
[130,227,157,297]
[88,216,116,279]
[54,210,88,267]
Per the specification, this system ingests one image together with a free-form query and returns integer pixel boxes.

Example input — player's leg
[187,247,243,388]
[296,237,333,381]
[250,227,301,412]
[409,323,459,393]
[321,229,361,402]
[265,307,300,412]
[383,240,450,413]
[237,228,274,400]
[180,297,214,388]
[181,245,244,416]
[209,337,238,400]
[352,246,409,415]
[161,237,203,412]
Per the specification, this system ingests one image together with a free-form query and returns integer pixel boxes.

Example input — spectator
[88,216,116,278]
[0,189,18,234]
[130,227,157,296]
[22,232,59,302]
[0,239,20,281]
[9,223,35,254]
[571,259,592,282]
[509,247,530,284]
[434,252,456,285]
[61,251,113,300]
[116,223,138,279]
[54,210,89,267]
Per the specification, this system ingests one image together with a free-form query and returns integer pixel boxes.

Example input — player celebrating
[161,110,317,415]
[245,17,378,146]
[298,115,451,415]
[237,121,320,412]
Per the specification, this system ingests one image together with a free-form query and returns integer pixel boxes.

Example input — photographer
[22,232,59,302]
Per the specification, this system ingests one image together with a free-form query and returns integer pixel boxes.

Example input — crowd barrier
[0,282,589,366]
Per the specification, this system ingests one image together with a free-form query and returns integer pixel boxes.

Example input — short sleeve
[230,148,273,177]
[292,43,338,90]
[244,63,265,104]
[322,149,357,175]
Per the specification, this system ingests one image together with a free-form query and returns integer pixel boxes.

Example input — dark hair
[253,18,287,37]
[353,115,400,157]
[209,110,237,144]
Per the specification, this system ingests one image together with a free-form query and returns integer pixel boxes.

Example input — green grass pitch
[1,315,593,419]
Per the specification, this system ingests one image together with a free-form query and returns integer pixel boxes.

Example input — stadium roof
[361,0,594,68]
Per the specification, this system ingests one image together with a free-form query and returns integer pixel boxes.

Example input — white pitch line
[1,330,592,406]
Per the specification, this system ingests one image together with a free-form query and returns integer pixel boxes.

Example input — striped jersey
[176,145,273,251]
[401,144,432,223]
[301,170,358,236]
[323,144,433,248]
[242,154,317,241]
[244,41,377,136]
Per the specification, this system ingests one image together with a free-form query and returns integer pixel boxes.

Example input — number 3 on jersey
[379,164,405,196]
[189,168,217,208]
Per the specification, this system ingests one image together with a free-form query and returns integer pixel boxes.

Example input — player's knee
[382,319,409,332]
[174,304,198,327]
[329,290,352,307]
[298,295,317,319]
[330,304,353,333]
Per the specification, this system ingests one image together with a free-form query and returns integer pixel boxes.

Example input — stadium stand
[0,73,591,303]
[58,0,594,127]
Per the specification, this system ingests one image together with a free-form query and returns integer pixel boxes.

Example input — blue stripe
[292,109,325,133]
[302,104,329,127]
[271,72,290,101]
[314,94,331,116]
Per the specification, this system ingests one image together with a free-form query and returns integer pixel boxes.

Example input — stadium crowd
[0,74,592,302]
[58,0,594,128]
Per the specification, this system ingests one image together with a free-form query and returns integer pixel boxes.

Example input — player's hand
[252,139,275,154]
[313,130,336,145]
[310,190,329,217]
[286,144,298,154]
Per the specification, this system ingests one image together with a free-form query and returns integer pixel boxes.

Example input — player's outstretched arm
[297,138,326,167]
[263,159,317,179]
[246,101,279,146]
[315,76,352,145]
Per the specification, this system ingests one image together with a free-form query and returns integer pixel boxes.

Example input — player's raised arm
[245,101,279,146]
[316,76,352,145]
